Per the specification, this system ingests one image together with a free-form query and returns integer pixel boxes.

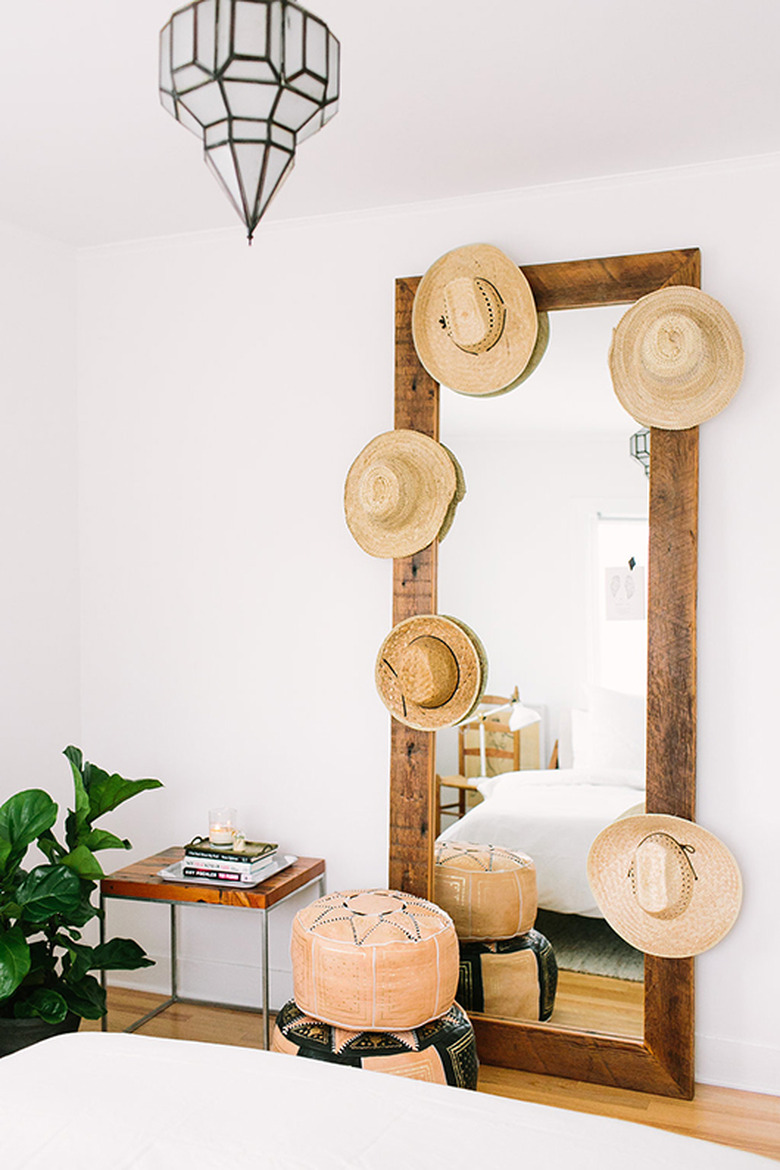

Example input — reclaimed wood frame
[388,247,700,1098]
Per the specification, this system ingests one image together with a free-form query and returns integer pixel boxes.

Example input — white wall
[0,223,80,808]
[76,152,780,1093]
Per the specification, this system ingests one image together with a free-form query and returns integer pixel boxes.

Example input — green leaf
[0,925,31,1001]
[37,830,66,863]
[91,937,154,971]
[63,745,84,774]
[61,845,104,880]
[13,987,68,1024]
[27,940,56,977]
[61,973,106,1020]
[82,762,163,823]
[64,746,91,849]
[55,937,91,983]
[63,746,162,836]
[15,865,84,923]
[0,791,58,871]
[68,891,99,929]
[82,828,131,853]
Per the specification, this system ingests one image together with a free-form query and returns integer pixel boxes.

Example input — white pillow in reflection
[477,767,645,799]
[575,686,646,773]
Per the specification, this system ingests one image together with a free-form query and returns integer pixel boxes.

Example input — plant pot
[0,1012,81,1059]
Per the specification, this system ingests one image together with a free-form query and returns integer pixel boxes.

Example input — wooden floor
[551,969,643,1037]
[85,988,780,1162]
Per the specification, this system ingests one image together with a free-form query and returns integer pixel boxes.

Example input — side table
[99,847,325,1049]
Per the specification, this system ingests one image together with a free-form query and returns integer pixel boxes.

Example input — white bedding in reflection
[437,768,644,918]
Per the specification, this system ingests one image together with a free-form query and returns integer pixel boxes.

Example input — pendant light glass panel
[160,0,339,239]
[222,79,279,119]
[179,80,228,127]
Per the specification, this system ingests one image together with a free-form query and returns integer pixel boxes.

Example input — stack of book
[181,838,279,884]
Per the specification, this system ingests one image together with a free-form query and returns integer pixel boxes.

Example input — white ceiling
[3,0,780,248]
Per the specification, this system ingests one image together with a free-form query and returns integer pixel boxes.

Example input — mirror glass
[436,305,648,1038]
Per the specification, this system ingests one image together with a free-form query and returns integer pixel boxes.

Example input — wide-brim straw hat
[344,430,461,559]
[608,286,744,430]
[375,614,487,731]
[587,813,742,958]
[412,244,539,396]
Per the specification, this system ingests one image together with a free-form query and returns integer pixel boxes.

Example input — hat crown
[629,832,696,920]
[442,276,506,355]
[640,311,705,385]
[397,635,459,709]
[358,457,418,526]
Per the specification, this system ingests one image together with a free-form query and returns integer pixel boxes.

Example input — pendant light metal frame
[160,0,339,240]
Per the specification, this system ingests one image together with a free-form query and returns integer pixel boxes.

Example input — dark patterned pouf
[457,929,558,1021]
[271,999,479,1089]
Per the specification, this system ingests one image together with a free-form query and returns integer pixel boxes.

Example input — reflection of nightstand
[99,848,325,1049]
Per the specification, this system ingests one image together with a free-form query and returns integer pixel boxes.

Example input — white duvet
[0,1032,772,1168]
[437,768,644,917]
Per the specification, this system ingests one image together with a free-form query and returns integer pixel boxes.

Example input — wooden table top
[100,848,325,910]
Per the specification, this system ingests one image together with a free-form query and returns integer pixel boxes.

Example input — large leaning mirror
[388,248,699,1098]
[436,302,648,1041]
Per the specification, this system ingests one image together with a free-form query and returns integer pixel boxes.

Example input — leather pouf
[291,889,460,1031]
[456,929,558,1021]
[434,842,538,941]
[272,999,478,1089]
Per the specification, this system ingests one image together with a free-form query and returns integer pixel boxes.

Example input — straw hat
[587,814,742,958]
[375,614,487,731]
[412,244,539,396]
[608,286,744,429]
[344,430,461,559]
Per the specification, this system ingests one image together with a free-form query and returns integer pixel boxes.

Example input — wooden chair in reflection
[436,688,547,835]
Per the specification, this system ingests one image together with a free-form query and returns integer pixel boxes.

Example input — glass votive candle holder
[209,807,237,846]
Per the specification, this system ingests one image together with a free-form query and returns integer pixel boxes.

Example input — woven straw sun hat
[412,243,540,396]
[587,814,742,958]
[375,614,487,731]
[608,286,744,429]
[344,430,461,559]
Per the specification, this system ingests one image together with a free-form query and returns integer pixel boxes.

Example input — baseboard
[696,1033,780,1096]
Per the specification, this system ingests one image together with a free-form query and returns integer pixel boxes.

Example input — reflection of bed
[1,1032,771,1168]
[437,768,643,917]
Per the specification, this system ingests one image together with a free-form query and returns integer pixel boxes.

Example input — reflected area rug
[534,909,644,982]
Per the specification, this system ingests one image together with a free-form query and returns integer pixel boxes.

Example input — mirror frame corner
[388,246,700,1099]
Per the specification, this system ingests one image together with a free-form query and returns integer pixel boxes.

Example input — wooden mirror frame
[388,247,699,1099]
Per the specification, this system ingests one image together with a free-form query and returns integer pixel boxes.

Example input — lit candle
[209,807,236,846]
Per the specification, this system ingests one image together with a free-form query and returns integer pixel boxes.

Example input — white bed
[437,767,643,917]
[438,687,647,917]
[0,1032,772,1168]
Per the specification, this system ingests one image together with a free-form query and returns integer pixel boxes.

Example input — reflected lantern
[159,0,340,241]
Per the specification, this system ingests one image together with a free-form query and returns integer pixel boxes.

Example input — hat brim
[587,814,742,958]
[375,614,487,731]
[608,286,744,430]
[412,244,539,396]
[344,430,458,559]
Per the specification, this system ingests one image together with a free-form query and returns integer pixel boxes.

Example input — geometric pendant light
[629,427,651,477]
[159,0,340,241]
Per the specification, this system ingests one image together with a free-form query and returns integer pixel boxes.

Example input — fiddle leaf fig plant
[0,747,163,1025]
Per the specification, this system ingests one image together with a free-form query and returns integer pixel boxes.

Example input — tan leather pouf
[291,889,460,1031]
[272,999,478,1089]
[456,929,558,1021]
[434,842,538,941]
